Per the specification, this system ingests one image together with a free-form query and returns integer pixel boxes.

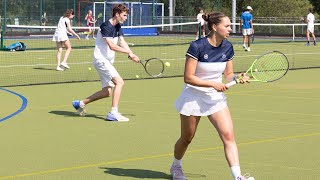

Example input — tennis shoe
[170,164,186,180]
[314,41,317,46]
[60,62,70,69]
[93,36,96,39]
[305,42,310,46]
[245,47,251,52]
[72,100,86,116]
[56,66,64,71]
[236,173,255,180]
[242,44,247,49]
[106,112,129,122]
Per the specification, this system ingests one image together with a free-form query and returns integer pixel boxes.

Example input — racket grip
[226,80,237,88]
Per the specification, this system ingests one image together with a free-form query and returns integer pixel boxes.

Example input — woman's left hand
[237,73,250,84]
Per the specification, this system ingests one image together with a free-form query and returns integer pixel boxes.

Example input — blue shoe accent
[72,100,86,116]
[305,43,310,46]
[72,100,80,110]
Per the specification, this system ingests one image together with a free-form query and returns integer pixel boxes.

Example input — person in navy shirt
[170,12,253,180]
[240,6,254,51]
[72,4,139,121]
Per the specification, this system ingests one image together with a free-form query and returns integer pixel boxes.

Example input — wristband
[232,74,237,81]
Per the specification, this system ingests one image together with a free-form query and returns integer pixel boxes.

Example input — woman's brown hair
[202,12,227,31]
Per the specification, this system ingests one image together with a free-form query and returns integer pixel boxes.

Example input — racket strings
[252,52,289,82]
[145,59,164,77]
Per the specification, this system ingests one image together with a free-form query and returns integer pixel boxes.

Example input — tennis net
[1,22,319,87]
[1,22,198,87]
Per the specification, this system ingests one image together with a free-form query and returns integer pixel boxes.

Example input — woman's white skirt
[175,88,227,116]
[52,33,68,42]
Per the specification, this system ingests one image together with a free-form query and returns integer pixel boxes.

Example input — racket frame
[140,58,164,78]
[226,51,289,87]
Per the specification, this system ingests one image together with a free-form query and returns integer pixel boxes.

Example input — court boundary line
[0,87,28,122]
[0,132,319,179]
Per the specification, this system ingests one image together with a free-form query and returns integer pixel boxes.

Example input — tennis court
[1,33,320,179]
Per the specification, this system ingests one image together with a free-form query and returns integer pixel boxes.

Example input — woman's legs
[171,114,200,179]
[208,106,242,179]
[174,114,201,160]
[62,40,72,65]
[56,41,63,67]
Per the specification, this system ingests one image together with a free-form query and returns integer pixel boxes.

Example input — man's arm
[106,36,139,62]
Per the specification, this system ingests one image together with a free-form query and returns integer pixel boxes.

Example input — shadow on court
[49,110,105,120]
[49,111,137,121]
[100,167,172,179]
[33,67,57,71]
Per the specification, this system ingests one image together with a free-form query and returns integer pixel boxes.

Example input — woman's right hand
[212,82,228,92]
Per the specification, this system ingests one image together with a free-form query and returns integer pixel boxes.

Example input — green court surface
[1,68,320,179]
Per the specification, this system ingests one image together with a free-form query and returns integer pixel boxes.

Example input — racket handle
[226,80,237,88]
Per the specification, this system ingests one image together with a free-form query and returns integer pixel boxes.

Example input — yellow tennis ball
[135,75,140,78]
[254,68,258,72]
[165,62,171,67]
[88,67,92,70]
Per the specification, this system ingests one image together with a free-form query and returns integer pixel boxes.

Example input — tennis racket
[97,13,103,19]
[140,58,164,77]
[226,51,289,88]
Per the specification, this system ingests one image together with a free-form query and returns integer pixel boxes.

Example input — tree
[309,0,320,14]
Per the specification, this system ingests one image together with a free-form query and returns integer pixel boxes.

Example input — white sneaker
[85,37,89,40]
[56,66,64,71]
[236,174,255,180]
[60,62,70,69]
[245,47,251,52]
[106,112,129,122]
[72,100,86,116]
[170,164,186,180]
[93,36,96,39]
[243,44,246,49]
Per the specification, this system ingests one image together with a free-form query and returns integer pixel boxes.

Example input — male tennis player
[240,6,254,52]
[72,4,139,121]
[305,8,316,46]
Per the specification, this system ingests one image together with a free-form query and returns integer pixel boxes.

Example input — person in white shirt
[305,8,316,46]
[196,9,205,39]
[52,9,80,71]
[72,4,140,122]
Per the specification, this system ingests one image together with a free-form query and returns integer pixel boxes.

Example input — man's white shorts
[93,59,119,88]
[308,25,314,33]
[242,28,253,36]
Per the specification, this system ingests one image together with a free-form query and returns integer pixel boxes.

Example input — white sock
[231,166,241,179]
[80,101,85,108]
[111,107,118,113]
[173,157,182,166]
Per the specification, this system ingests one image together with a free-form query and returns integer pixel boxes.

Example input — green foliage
[309,0,320,14]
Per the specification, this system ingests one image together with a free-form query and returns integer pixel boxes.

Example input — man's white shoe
[245,47,251,52]
[170,164,186,180]
[106,112,129,122]
[56,66,64,71]
[60,62,70,69]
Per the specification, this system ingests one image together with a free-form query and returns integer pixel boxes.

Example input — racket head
[249,51,289,82]
[141,58,164,77]
[97,13,103,19]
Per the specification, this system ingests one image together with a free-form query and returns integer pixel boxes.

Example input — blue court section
[0,87,28,122]
[123,27,158,36]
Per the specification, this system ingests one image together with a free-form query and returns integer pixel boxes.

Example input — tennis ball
[254,68,258,72]
[165,62,171,67]
[88,67,92,71]
[135,75,140,78]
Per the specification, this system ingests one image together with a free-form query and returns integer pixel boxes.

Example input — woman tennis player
[170,12,254,180]
[52,9,80,71]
